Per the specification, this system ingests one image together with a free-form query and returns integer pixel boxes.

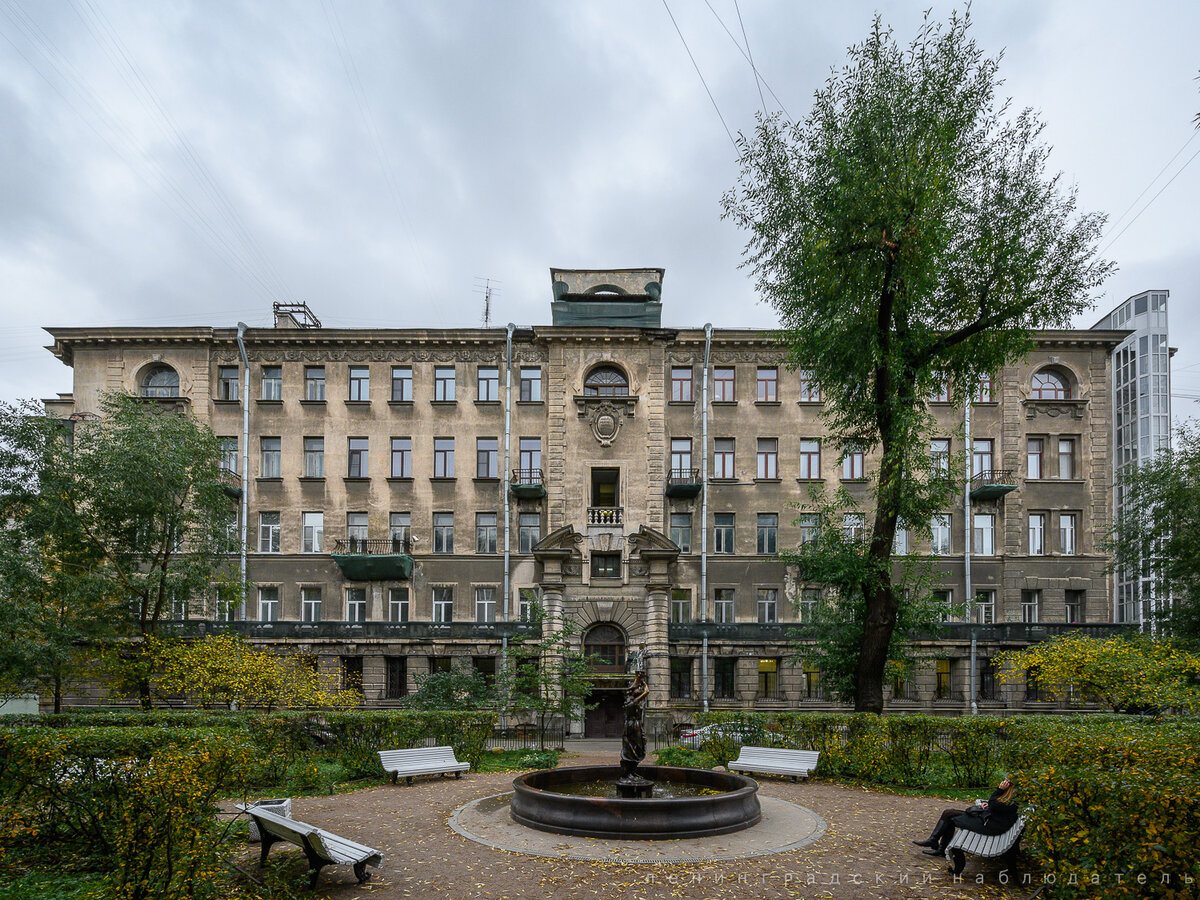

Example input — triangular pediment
[627,525,680,555]
[531,524,583,555]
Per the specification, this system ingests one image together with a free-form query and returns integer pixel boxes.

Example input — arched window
[584,366,629,397]
[1031,369,1069,400]
[140,364,179,398]
[584,623,626,672]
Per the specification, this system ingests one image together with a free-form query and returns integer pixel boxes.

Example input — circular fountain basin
[510,765,761,839]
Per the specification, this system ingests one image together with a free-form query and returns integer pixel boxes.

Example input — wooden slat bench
[237,803,382,887]
[377,745,470,785]
[944,815,1026,876]
[728,747,820,782]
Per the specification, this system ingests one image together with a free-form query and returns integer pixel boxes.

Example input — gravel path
[237,746,1029,899]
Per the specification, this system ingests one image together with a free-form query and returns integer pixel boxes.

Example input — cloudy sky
[2,1,1197,415]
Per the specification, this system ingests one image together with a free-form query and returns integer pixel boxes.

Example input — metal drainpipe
[701,323,713,712]
[236,323,251,620]
[501,324,514,730]
[964,399,976,714]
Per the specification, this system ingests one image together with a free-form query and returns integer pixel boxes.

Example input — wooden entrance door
[584,690,623,738]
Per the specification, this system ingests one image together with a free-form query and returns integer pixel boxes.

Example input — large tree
[724,10,1112,711]
[0,393,241,708]
[1108,421,1200,642]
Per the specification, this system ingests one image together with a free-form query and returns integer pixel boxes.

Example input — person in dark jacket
[912,777,1018,856]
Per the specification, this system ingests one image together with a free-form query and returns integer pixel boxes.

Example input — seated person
[913,777,1018,856]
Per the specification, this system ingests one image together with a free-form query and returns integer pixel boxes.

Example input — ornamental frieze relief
[214,347,516,364]
[1023,399,1088,420]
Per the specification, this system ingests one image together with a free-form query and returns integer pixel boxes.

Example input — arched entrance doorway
[583,623,626,738]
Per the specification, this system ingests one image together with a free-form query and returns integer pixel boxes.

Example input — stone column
[645,583,670,709]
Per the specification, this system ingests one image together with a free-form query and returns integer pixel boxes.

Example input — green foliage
[475,748,560,772]
[652,746,716,769]
[995,633,1200,713]
[1108,421,1200,644]
[723,9,1111,712]
[401,664,497,711]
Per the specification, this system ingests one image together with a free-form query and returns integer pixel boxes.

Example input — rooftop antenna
[474,277,501,328]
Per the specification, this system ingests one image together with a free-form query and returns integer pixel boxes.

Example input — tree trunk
[53,673,62,714]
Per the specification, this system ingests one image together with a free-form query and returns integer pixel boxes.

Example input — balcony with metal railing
[217,466,242,499]
[969,469,1017,500]
[329,535,413,581]
[665,467,702,498]
[587,506,623,527]
[510,468,546,499]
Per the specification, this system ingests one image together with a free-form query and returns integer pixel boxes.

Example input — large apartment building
[44,269,1132,729]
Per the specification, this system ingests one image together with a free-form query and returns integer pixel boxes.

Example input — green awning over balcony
[330,553,413,581]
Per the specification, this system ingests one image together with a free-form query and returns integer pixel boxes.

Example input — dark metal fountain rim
[515,765,758,804]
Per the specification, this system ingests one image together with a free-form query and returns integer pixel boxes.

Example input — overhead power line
[702,0,791,121]
[661,0,737,149]
[1099,134,1200,257]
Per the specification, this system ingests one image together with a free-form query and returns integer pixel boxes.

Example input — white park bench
[377,745,470,785]
[237,803,382,887]
[728,747,820,782]
[944,814,1027,876]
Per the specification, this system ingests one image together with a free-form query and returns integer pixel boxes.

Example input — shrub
[653,745,716,769]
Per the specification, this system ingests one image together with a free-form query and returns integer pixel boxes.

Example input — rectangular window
[476,437,498,478]
[670,589,691,623]
[974,589,996,624]
[434,366,456,401]
[714,657,736,699]
[473,657,496,688]
[972,439,993,478]
[713,513,735,553]
[219,437,238,475]
[301,587,322,623]
[389,587,409,623]
[758,658,779,698]
[756,513,777,554]
[1060,513,1077,555]
[713,367,735,402]
[304,366,325,401]
[475,587,496,623]
[519,367,542,402]
[303,437,324,477]
[390,437,412,478]
[389,512,410,551]
[591,553,621,578]
[931,514,951,555]
[713,588,734,623]
[1058,438,1076,478]
[258,512,280,553]
[258,586,279,622]
[261,366,282,400]
[713,438,735,479]
[476,512,497,553]
[348,366,370,401]
[802,664,820,699]
[346,588,367,623]
[799,588,820,622]
[973,513,995,556]
[518,437,541,473]
[798,369,821,402]
[391,366,412,401]
[260,437,281,478]
[218,366,239,401]
[756,367,778,402]
[341,656,363,692]
[1021,589,1041,623]
[893,523,908,555]
[841,444,865,480]
[935,659,952,699]
[757,588,778,623]
[385,656,407,698]
[1027,437,1044,479]
[347,437,369,477]
[670,512,692,553]
[670,366,693,402]
[518,587,539,622]
[974,375,992,403]
[1029,513,1046,555]
[756,438,778,479]
[430,656,452,674]
[477,366,499,401]
[432,587,453,623]
[518,513,540,553]
[433,437,455,478]
[799,513,820,545]
[670,657,692,699]
[930,439,950,477]
[433,512,454,553]
[934,589,954,621]
[799,439,821,480]
[302,512,323,553]
[843,513,865,542]
[1065,589,1086,624]
[346,512,368,550]
[670,437,693,475]
[929,372,949,403]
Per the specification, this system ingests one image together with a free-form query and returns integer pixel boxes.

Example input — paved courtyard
[241,742,1028,899]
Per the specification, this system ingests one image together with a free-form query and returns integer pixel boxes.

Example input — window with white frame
[346,588,367,623]
[477,366,499,401]
[519,367,541,402]
[433,512,454,553]
[432,587,453,623]
[756,588,778,623]
[260,437,281,478]
[799,588,820,622]
[670,438,693,476]
[518,437,541,474]
[261,366,282,400]
[219,436,238,475]
[258,512,280,553]
[348,366,370,401]
[302,512,323,553]
[304,437,324,477]
[973,513,995,555]
[391,366,412,401]
[389,586,409,622]
[1027,437,1044,479]
[476,512,497,553]
[670,512,692,552]
[476,437,498,478]
[346,512,368,548]
[258,586,279,622]
[347,437,369,477]
[974,589,996,624]
[304,366,325,401]
[930,439,950,477]
[713,513,734,553]
[218,366,239,401]
[713,588,734,623]
[931,514,951,555]
[518,587,539,622]
[1029,513,1046,555]
[434,366,456,401]
[1060,513,1077,555]
[842,513,865,542]
[799,513,820,545]
[929,372,949,403]
[433,437,455,478]
[841,443,865,480]
[756,438,778,479]
[391,437,412,478]
[893,523,908,555]
[1057,437,1076,479]
[301,587,322,622]
[757,513,777,554]
[389,512,410,550]
[973,375,992,403]
[475,586,496,623]
[971,439,993,477]
[670,589,692,623]
[1021,589,1041,623]
[798,369,821,402]
[713,438,735,478]
[518,512,540,553]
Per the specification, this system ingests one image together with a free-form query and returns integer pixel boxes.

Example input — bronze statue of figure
[620,669,649,778]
